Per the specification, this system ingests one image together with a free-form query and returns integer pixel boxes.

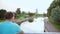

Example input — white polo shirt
[20,18,44,33]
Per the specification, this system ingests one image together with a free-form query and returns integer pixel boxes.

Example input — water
[20,17,44,33]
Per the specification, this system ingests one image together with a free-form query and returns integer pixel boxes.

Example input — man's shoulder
[0,21,5,25]
[11,23,19,27]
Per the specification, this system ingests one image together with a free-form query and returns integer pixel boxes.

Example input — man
[20,17,44,33]
[0,12,24,34]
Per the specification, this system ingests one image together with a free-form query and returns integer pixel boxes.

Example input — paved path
[44,17,59,32]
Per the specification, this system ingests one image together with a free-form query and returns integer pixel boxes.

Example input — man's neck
[6,19,13,22]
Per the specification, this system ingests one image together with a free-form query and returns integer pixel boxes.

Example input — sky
[0,0,53,14]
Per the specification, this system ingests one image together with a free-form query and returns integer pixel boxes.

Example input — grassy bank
[0,20,5,22]
[49,17,60,31]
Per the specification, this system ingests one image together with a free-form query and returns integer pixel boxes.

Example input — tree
[47,0,60,25]
[16,8,21,14]
[28,12,35,17]
[22,11,26,14]
[47,0,60,17]
[0,9,7,20]
[15,8,21,18]
[43,13,47,17]
[50,6,60,25]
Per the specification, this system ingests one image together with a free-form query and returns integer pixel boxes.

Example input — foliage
[15,14,20,19]
[0,9,7,20]
[47,0,60,17]
[49,17,60,30]
[28,12,35,17]
[50,7,60,24]
[22,11,26,14]
[43,13,47,17]
[47,0,60,30]
[15,8,21,19]
[47,0,60,24]
[16,8,21,14]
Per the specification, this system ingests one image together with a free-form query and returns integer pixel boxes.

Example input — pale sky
[0,0,53,14]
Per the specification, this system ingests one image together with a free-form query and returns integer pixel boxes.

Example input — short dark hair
[5,12,14,19]
[28,18,34,22]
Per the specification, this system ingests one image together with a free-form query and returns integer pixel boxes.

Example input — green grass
[49,17,60,31]
[0,20,5,22]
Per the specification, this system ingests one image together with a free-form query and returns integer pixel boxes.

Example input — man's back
[0,20,21,34]
[20,21,44,33]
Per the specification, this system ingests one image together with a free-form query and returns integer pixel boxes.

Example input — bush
[15,14,20,19]
[50,6,60,25]
[0,9,7,20]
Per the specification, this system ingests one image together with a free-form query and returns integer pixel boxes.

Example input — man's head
[28,18,34,23]
[5,12,15,21]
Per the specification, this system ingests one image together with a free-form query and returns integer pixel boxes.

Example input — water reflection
[20,17,44,33]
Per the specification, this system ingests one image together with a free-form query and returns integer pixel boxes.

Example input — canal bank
[44,17,59,32]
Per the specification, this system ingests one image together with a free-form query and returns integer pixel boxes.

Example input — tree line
[0,8,42,20]
[47,0,60,25]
